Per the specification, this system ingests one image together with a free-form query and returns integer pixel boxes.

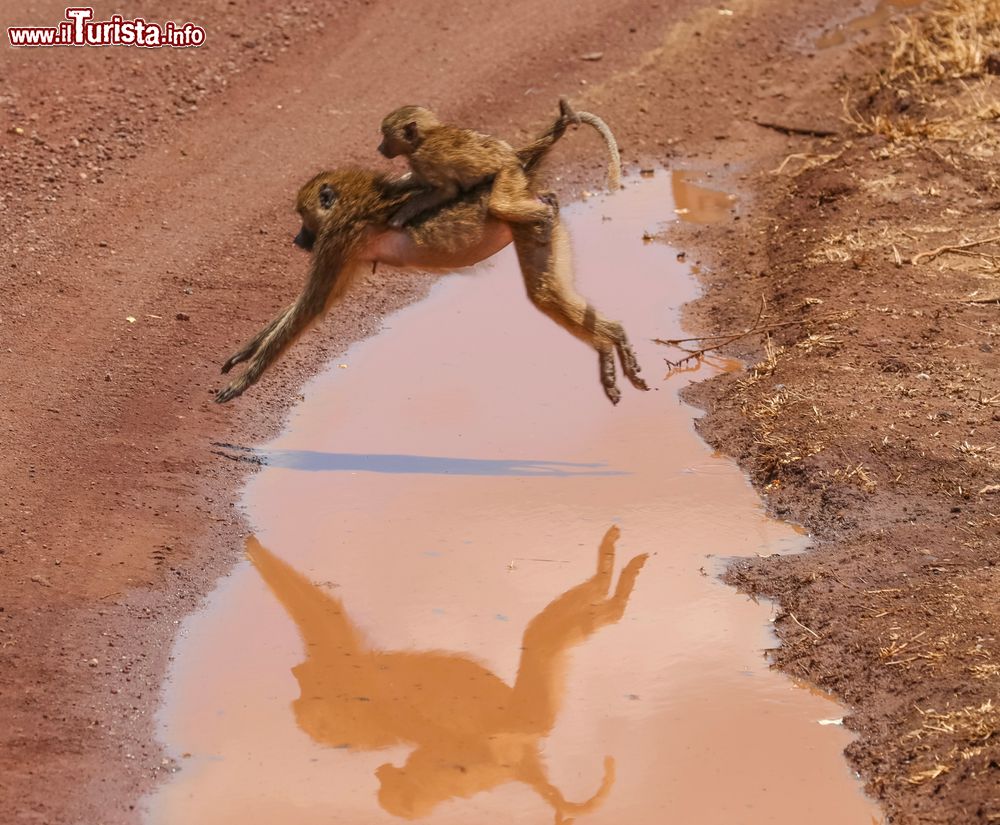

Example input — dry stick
[657,296,766,346]
[751,118,839,138]
[655,297,766,370]
[654,307,844,371]
[912,233,1000,265]
[789,612,821,639]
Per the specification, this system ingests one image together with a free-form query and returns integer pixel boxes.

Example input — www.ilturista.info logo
[8,7,206,48]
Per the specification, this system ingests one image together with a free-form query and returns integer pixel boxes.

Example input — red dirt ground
[2,0,995,823]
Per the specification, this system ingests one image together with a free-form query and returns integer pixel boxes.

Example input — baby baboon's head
[378,105,441,158]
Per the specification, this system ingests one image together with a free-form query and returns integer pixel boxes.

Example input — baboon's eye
[318,184,337,210]
[403,122,418,143]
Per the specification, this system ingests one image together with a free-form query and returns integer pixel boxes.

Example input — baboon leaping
[216,100,648,405]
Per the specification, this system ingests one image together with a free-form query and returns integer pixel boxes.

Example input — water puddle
[816,0,922,49]
[147,173,882,824]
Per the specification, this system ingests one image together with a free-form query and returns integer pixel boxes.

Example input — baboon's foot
[537,190,560,215]
[598,349,621,405]
[616,339,649,391]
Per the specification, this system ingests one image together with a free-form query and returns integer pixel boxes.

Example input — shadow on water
[213,443,623,477]
[248,527,645,824]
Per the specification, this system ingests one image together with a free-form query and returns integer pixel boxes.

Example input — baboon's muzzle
[294,226,315,252]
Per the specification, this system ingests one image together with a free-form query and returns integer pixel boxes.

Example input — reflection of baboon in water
[248,526,647,823]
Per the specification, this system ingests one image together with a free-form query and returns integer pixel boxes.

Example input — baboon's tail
[574,111,622,190]
[517,98,622,190]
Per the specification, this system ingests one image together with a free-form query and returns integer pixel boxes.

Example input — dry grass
[889,0,1000,84]
[901,698,1000,783]
[843,0,1000,150]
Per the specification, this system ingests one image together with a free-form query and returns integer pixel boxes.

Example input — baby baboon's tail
[518,98,622,190]
[557,97,621,190]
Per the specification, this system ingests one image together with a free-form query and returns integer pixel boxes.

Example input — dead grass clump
[889,0,1000,84]
[845,0,1000,150]
[903,699,1000,782]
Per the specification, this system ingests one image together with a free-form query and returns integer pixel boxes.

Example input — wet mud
[147,176,882,824]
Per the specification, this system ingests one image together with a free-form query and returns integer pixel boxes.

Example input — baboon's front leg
[511,219,648,404]
[220,304,294,374]
[215,259,359,403]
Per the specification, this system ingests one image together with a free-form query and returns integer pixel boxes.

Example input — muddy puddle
[816,0,922,49]
[146,173,882,824]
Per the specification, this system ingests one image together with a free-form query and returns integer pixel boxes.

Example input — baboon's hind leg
[489,164,555,227]
[512,219,648,404]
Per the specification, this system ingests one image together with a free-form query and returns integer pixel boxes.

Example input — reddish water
[146,174,882,825]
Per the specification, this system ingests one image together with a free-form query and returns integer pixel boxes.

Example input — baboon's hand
[214,379,247,404]
[220,353,245,374]
[604,384,622,405]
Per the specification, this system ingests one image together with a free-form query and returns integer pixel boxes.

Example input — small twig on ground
[789,612,821,639]
[654,300,843,371]
[654,297,766,370]
[771,149,845,175]
[912,233,1000,265]
[751,118,839,138]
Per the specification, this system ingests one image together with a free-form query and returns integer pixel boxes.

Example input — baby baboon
[378,104,554,232]
[217,101,647,405]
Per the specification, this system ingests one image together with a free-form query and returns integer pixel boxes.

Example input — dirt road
[2,0,994,823]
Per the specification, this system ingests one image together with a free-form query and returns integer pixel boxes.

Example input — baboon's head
[293,168,399,254]
[378,105,440,158]
[293,173,340,251]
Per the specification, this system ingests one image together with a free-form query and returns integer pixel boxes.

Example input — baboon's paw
[617,346,650,391]
[214,381,245,404]
[603,384,622,405]
[627,372,650,391]
[537,190,560,213]
[220,354,243,375]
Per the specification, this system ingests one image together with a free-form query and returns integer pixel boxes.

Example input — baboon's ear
[318,184,337,210]
[403,121,418,144]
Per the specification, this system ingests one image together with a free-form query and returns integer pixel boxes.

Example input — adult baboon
[218,101,646,405]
